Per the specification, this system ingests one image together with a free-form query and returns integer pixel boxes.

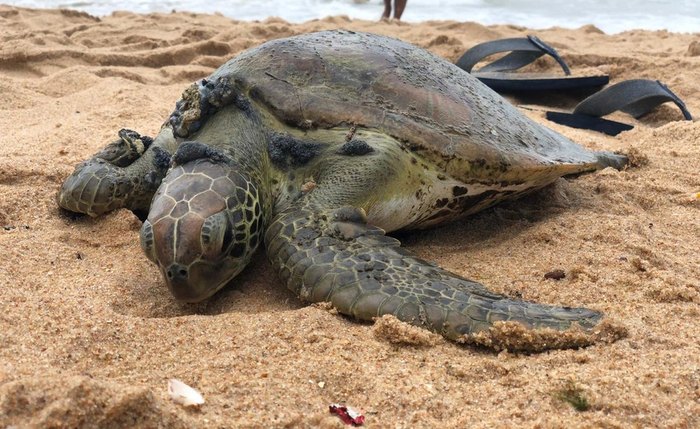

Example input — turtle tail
[265,204,612,351]
[595,151,628,170]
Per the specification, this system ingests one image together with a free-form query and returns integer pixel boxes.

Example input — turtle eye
[140,220,157,263]
[201,211,233,258]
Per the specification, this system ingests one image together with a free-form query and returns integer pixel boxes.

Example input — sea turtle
[57,30,627,346]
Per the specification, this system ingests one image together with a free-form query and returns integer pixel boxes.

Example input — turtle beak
[162,261,231,303]
[163,263,198,302]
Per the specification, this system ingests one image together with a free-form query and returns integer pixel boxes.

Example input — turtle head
[140,159,263,302]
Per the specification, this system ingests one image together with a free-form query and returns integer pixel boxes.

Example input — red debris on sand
[329,403,365,426]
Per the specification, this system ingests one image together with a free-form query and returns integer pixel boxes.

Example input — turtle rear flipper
[57,128,176,218]
[265,204,605,350]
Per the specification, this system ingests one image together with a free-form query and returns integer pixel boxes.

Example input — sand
[0,5,698,428]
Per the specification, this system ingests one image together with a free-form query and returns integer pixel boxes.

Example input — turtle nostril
[166,264,188,280]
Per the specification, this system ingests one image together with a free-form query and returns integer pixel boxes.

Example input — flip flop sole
[545,111,633,136]
[477,74,609,92]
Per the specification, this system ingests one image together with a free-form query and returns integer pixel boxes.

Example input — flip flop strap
[456,35,571,75]
[574,79,693,120]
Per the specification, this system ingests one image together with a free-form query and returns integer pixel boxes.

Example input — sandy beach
[0,6,698,428]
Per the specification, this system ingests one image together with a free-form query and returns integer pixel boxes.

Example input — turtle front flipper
[265,204,608,351]
[58,128,176,218]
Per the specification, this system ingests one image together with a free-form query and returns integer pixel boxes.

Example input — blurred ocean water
[5,0,699,34]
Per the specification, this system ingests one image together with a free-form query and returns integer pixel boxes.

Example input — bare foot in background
[381,0,407,20]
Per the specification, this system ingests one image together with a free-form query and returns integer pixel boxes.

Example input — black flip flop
[546,79,693,136]
[456,35,609,92]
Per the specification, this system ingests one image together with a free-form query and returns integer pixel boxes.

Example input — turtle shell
[208,30,600,184]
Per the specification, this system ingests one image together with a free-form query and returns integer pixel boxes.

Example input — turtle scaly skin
[58,31,627,348]
[265,205,600,340]
[57,129,174,218]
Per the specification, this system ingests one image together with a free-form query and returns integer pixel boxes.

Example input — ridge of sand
[0,6,698,428]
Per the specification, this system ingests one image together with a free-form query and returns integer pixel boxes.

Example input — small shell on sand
[167,379,205,407]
